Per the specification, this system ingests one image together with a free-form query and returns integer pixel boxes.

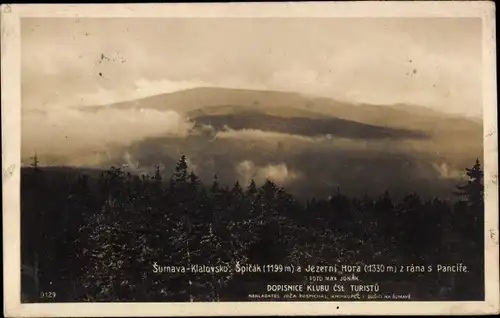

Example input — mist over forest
[22,87,482,200]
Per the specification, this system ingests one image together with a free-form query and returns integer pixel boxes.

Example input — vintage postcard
[2,1,499,316]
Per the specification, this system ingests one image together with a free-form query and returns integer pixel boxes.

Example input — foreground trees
[21,157,485,301]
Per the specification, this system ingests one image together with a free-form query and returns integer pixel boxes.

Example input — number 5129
[40,291,56,299]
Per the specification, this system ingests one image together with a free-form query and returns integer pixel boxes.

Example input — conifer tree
[247,179,257,196]
[79,168,130,301]
[455,158,484,209]
[454,158,484,259]
[171,155,189,185]
[24,153,47,299]
[231,181,243,197]
[166,156,195,301]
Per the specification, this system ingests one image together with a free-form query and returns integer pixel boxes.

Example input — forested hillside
[21,156,485,302]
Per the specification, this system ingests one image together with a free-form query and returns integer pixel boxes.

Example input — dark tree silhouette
[455,158,484,208]
[19,154,486,302]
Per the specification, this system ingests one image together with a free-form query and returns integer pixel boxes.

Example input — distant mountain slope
[34,86,483,199]
[192,113,429,140]
[82,87,317,115]
[81,86,481,130]
[71,86,482,166]
[186,104,327,119]
[79,87,482,149]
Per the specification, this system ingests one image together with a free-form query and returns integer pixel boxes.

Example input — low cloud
[214,128,405,153]
[77,78,210,107]
[236,160,300,186]
[432,162,464,180]
[22,107,194,166]
[216,129,316,143]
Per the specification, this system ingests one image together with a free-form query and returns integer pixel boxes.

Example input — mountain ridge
[75,86,482,142]
[78,86,475,123]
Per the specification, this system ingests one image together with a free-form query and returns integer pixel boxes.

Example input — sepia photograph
[2,2,498,316]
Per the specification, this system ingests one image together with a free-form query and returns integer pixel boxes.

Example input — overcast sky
[21,18,482,117]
